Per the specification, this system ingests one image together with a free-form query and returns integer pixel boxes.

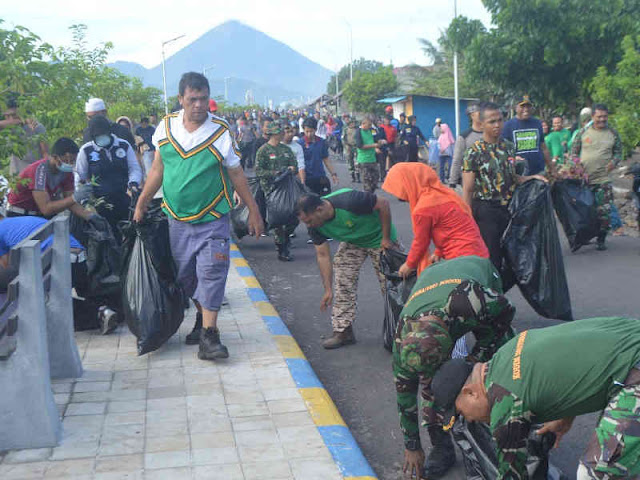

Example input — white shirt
[282,140,305,171]
[75,134,142,187]
[152,110,241,169]
[316,119,327,139]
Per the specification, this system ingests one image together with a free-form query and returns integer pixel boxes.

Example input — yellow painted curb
[242,276,261,288]
[255,301,278,316]
[232,257,249,267]
[299,387,347,427]
[274,335,306,359]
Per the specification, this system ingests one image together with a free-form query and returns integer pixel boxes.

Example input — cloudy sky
[3,0,492,71]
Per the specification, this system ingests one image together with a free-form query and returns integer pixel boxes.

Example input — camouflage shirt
[392,276,515,449]
[463,139,518,206]
[255,143,297,195]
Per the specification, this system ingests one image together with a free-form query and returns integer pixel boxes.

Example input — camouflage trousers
[344,145,357,175]
[272,224,297,246]
[332,241,386,332]
[360,163,380,193]
[590,182,614,235]
[579,367,640,479]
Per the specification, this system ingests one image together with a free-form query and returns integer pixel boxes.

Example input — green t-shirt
[401,256,502,318]
[356,128,377,164]
[308,188,397,248]
[544,129,571,161]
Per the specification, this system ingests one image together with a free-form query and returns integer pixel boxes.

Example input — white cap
[436,117,442,123]
[85,98,106,113]
[579,107,592,117]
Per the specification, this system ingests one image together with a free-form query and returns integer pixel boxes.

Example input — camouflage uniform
[255,133,298,246]
[360,163,379,193]
[591,183,614,234]
[393,279,515,447]
[343,125,359,178]
[332,241,386,331]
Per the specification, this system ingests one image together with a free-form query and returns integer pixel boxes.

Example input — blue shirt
[501,117,546,174]
[298,136,329,179]
[0,216,83,257]
[390,119,400,130]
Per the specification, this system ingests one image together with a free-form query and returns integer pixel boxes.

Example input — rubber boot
[351,172,357,183]
[596,232,607,251]
[185,312,203,345]
[277,239,293,262]
[423,426,456,478]
[322,326,356,349]
[198,327,229,360]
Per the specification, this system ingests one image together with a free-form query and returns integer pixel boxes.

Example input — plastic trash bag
[266,170,306,228]
[380,249,416,352]
[452,418,567,480]
[120,205,184,355]
[231,177,266,238]
[428,138,440,166]
[551,180,599,251]
[502,180,573,321]
[83,215,122,297]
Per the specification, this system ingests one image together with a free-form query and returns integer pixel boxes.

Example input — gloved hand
[73,183,93,205]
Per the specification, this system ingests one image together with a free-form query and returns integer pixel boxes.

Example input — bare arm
[32,190,76,218]
[541,142,554,174]
[322,157,338,184]
[373,196,392,248]
[133,150,164,222]
[462,171,475,208]
[315,242,333,311]
[298,168,306,184]
[227,166,264,238]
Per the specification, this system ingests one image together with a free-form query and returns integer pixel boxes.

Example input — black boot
[355,172,361,183]
[278,242,293,262]
[198,327,229,360]
[185,312,203,345]
[351,172,357,183]
[423,426,456,478]
[596,232,607,251]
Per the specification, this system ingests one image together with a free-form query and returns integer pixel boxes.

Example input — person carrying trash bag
[392,255,515,480]
[255,121,298,261]
[431,317,640,480]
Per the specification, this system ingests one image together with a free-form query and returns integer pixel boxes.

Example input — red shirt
[406,202,489,268]
[381,124,398,144]
[7,158,74,214]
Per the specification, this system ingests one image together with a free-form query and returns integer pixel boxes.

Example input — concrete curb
[230,242,378,480]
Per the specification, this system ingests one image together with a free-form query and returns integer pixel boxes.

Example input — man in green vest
[296,189,395,348]
[356,117,384,193]
[544,115,571,164]
[133,72,264,361]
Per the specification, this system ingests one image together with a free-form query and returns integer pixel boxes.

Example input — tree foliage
[342,66,397,114]
[326,58,384,94]
[591,35,640,157]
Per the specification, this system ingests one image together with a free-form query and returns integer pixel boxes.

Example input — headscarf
[438,123,455,153]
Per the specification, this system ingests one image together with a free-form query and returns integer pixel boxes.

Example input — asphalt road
[236,156,640,480]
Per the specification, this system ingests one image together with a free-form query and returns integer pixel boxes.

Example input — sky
[2,0,492,72]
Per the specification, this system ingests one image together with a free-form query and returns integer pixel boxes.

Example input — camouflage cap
[264,121,282,135]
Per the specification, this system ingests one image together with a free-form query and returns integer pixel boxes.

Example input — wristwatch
[405,439,421,451]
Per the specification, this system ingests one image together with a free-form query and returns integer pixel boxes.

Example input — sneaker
[185,313,203,345]
[99,307,118,335]
[198,327,229,360]
[306,238,314,245]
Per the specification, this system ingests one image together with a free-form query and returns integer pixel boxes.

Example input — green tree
[342,66,397,114]
[326,58,384,94]
[591,35,640,157]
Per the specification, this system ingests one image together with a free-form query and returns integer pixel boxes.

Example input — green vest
[357,129,377,164]
[158,115,234,224]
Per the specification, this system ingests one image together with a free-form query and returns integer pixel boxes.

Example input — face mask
[94,134,112,148]
[58,162,74,173]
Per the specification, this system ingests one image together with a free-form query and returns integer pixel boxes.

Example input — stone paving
[0,266,343,480]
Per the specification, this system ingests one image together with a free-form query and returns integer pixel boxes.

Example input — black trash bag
[502,180,573,321]
[452,418,567,480]
[266,170,306,228]
[551,180,599,251]
[231,177,267,239]
[83,215,122,298]
[380,249,416,352]
[120,206,185,355]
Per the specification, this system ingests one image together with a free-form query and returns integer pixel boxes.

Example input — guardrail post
[47,214,83,379]
[0,240,61,449]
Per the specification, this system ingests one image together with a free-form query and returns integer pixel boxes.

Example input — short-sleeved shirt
[0,216,83,256]
[298,135,329,179]
[8,122,46,175]
[501,117,546,174]
[570,125,623,185]
[463,140,518,206]
[238,124,256,143]
[135,125,156,151]
[544,128,571,161]
[282,141,305,172]
[308,188,397,248]
[7,159,74,214]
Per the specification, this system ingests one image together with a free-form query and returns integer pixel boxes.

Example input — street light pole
[203,65,215,76]
[453,0,460,138]
[161,34,185,115]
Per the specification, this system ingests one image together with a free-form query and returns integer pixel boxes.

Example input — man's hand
[398,262,416,279]
[403,448,425,479]
[531,174,549,183]
[72,183,93,205]
[381,237,393,250]
[133,200,148,223]
[536,417,575,448]
[248,209,264,238]
[233,191,242,207]
[320,289,333,311]
[429,253,442,264]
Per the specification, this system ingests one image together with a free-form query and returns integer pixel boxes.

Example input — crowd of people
[1,70,640,480]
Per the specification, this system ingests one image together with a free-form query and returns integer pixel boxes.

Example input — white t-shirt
[282,141,305,171]
[152,110,241,169]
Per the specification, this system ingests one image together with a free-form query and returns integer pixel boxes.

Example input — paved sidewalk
[0,244,376,480]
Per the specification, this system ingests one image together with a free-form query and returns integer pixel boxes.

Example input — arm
[32,190,76,218]
[612,130,623,166]
[126,144,143,186]
[541,142,554,174]
[570,128,583,159]
[405,213,433,269]
[314,242,333,310]
[133,150,164,222]
[450,136,465,186]
[373,195,392,249]
[322,156,338,184]
[227,166,264,237]
[462,172,475,208]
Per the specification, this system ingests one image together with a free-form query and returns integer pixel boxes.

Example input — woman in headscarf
[437,123,455,183]
[382,162,488,277]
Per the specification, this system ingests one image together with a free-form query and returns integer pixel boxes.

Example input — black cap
[88,116,111,139]
[431,359,474,431]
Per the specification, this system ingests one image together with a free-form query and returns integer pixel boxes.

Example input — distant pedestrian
[1,99,48,175]
[237,118,257,169]
[437,123,455,183]
[342,117,360,183]
[136,117,156,175]
[432,118,442,139]
[449,102,483,187]
[282,124,306,184]
[544,115,571,165]
[298,117,338,197]
[400,115,427,163]
[356,117,382,193]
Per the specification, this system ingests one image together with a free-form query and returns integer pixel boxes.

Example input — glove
[128,182,140,195]
[73,183,93,204]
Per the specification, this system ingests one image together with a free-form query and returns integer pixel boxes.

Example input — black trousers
[472,200,511,273]
[305,176,332,196]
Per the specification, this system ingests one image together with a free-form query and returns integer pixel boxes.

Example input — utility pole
[161,34,185,115]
